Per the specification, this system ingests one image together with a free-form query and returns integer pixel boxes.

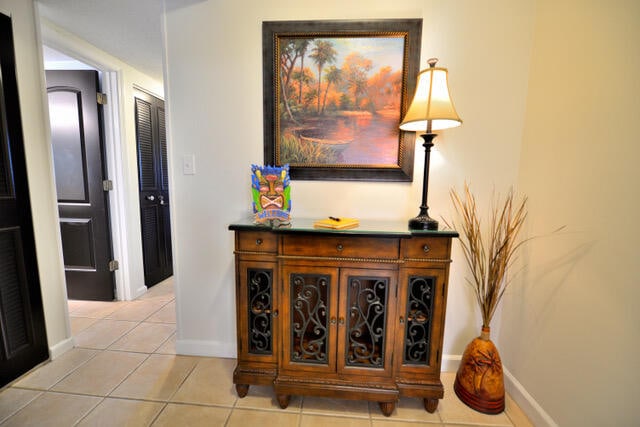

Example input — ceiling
[37,0,204,82]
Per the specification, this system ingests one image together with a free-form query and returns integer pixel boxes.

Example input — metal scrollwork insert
[291,274,330,364]
[403,275,435,364]
[247,269,273,354]
[346,276,388,368]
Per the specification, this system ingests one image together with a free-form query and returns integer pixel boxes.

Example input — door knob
[145,195,155,201]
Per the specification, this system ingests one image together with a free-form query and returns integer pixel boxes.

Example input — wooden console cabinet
[229,219,457,416]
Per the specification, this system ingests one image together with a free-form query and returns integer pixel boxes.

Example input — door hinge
[103,179,113,191]
[108,260,119,272]
[97,92,108,105]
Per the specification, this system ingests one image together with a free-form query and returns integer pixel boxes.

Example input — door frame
[43,55,127,300]
[41,40,163,301]
[40,12,170,299]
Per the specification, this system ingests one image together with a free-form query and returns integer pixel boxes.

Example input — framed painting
[263,19,422,181]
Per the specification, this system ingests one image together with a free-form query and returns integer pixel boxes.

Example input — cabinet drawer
[282,235,399,259]
[402,237,449,259]
[236,231,277,253]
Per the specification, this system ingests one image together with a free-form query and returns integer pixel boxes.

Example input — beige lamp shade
[399,61,462,132]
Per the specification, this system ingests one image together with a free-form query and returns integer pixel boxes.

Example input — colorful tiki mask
[251,164,291,224]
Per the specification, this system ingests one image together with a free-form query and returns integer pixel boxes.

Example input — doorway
[46,69,115,301]
[43,46,132,303]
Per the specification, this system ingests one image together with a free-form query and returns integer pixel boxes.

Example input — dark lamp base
[408,215,438,230]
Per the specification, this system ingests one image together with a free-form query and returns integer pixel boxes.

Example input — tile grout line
[163,355,202,404]
[0,389,44,425]
[148,402,169,426]
[74,318,141,351]
[12,347,103,394]
[71,395,106,427]
[103,351,153,399]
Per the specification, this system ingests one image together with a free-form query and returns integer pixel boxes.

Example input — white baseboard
[130,285,148,301]
[503,366,558,427]
[48,336,74,359]
[441,353,462,372]
[175,339,236,358]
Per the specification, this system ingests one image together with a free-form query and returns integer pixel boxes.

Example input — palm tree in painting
[343,52,373,110]
[309,40,337,114]
[321,65,342,114]
[293,40,310,104]
[280,40,308,121]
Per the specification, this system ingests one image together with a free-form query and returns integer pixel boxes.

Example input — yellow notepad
[313,217,360,230]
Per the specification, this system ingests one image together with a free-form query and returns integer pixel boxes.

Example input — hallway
[0,280,532,426]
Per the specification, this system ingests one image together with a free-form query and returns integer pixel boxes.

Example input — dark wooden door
[0,12,49,387]
[134,90,173,287]
[46,70,114,301]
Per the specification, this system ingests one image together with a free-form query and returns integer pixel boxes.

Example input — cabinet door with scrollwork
[337,268,397,378]
[281,265,339,375]
[394,268,446,377]
[237,260,278,364]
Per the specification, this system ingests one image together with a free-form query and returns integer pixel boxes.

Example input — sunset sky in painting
[303,36,405,77]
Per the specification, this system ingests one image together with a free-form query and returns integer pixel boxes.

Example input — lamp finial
[427,58,438,67]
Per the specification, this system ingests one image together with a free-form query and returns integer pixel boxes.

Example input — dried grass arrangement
[445,183,528,414]
[445,183,528,328]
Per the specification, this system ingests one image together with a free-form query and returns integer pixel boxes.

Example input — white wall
[0,0,70,356]
[163,0,536,361]
[499,0,640,425]
[39,18,164,301]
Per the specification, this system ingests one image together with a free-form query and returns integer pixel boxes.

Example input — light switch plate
[183,154,196,175]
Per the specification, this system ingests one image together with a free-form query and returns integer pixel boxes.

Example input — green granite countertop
[229,217,458,238]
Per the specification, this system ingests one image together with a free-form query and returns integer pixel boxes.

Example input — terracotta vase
[454,326,505,414]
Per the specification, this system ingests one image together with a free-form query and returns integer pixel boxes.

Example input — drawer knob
[272,309,279,318]
[336,244,344,252]
[422,244,430,253]
[399,316,405,324]
[330,317,337,325]
[256,238,263,246]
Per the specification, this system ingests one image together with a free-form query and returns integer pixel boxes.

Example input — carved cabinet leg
[277,394,291,409]
[378,401,395,417]
[424,398,439,413]
[235,384,249,398]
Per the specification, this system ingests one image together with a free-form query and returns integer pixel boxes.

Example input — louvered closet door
[0,12,48,386]
[135,89,173,287]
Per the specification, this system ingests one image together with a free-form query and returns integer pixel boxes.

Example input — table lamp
[400,58,462,230]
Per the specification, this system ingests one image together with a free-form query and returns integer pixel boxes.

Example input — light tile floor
[0,279,534,426]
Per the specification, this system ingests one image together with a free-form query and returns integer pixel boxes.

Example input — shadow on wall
[503,233,594,360]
